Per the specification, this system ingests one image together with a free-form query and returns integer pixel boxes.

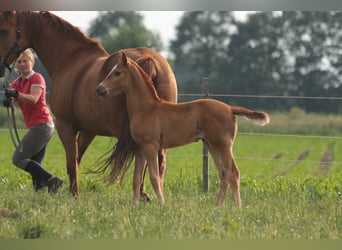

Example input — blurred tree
[280,12,342,112]
[225,12,290,109]
[170,11,235,95]
[88,11,163,53]
[226,12,284,94]
[172,11,342,112]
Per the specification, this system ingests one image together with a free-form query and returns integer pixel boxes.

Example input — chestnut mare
[0,11,177,197]
[96,51,270,207]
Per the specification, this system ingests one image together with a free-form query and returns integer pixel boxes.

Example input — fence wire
[1,92,342,167]
[179,93,342,100]
[166,154,342,166]
[1,128,340,166]
[2,91,341,100]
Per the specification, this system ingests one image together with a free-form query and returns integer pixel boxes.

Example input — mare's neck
[22,12,108,76]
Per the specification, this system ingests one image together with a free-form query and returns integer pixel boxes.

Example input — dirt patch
[295,149,310,163]
[0,208,18,218]
[272,153,282,160]
[315,143,335,177]
[273,149,310,178]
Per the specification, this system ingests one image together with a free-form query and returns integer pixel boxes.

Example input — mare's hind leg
[55,121,79,197]
[76,132,96,164]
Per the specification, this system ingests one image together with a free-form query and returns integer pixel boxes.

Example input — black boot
[46,176,63,194]
[24,160,52,192]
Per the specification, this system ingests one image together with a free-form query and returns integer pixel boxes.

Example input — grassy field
[0,110,341,239]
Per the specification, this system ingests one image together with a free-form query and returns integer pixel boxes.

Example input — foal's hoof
[140,192,151,202]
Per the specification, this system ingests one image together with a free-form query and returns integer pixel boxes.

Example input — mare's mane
[28,11,105,50]
[129,55,161,101]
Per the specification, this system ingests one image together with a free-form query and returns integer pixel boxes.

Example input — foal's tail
[231,106,270,126]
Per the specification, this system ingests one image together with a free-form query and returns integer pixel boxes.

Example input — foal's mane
[128,55,161,101]
[24,11,106,50]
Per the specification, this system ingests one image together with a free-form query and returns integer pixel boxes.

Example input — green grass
[0,110,342,239]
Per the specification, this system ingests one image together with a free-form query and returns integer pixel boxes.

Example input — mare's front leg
[55,121,79,197]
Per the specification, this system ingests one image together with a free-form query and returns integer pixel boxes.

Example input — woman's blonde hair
[20,49,35,64]
[15,49,35,72]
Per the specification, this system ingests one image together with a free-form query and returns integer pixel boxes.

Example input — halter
[1,12,23,152]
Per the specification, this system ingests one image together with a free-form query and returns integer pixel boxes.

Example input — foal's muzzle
[96,85,108,97]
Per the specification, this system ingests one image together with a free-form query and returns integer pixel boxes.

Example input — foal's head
[96,50,156,99]
[96,50,130,98]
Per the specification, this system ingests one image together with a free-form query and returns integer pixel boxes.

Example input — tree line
[34,11,342,113]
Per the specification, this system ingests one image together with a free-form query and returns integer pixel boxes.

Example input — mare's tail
[89,116,136,185]
[231,106,270,126]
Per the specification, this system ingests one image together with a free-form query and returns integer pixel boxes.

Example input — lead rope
[3,57,22,152]
[7,102,23,152]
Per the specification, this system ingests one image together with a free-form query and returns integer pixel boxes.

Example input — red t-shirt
[10,71,52,128]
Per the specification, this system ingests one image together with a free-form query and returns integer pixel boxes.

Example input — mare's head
[0,11,22,77]
[96,50,131,98]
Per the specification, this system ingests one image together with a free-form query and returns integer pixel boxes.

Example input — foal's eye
[0,29,9,37]
[114,71,121,76]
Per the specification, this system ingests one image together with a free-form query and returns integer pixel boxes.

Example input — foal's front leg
[145,148,165,205]
[132,152,147,203]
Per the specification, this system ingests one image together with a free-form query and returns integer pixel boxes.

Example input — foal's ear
[119,51,128,66]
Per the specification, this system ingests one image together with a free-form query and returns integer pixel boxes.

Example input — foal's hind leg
[227,154,241,207]
[210,145,241,207]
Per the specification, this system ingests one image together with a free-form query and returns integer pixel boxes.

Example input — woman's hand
[5,88,19,98]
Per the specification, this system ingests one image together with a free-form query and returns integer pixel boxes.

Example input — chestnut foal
[96,51,270,207]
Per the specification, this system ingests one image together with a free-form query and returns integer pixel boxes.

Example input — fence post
[202,77,209,193]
